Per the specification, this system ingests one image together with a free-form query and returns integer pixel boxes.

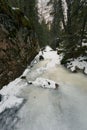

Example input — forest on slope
[50,0,87,62]
[50,0,87,72]
[7,0,87,71]
[8,0,87,51]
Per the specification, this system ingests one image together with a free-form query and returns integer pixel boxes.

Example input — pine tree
[51,0,87,59]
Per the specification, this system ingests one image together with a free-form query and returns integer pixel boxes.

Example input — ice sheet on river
[0,46,60,113]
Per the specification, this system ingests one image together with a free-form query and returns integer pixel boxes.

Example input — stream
[14,58,87,130]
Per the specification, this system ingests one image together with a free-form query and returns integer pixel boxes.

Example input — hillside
[0,0,39,88]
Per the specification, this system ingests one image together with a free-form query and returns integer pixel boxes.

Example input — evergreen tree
[51,0,87,59]
[35,19,51,47]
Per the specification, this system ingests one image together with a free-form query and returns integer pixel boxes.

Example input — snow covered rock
[0,77,27,113]
[66,57,87,74]
[32,78,59,89]
[70,66,77,73]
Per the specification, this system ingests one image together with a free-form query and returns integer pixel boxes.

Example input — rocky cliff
[0,0,39,88]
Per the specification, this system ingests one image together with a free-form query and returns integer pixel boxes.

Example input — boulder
[0,94,2,102]
[55,83,59,89]
[39,55,44,61]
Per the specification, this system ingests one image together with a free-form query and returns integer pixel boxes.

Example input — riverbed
[15,57,87,130]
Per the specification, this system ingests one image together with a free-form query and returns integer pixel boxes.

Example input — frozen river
[15,60,87,130]
[0,47,87,130]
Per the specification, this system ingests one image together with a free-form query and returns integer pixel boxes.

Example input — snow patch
[32,78,58,89]
[33,46,61,70]
[12,7,19,10]
[61,0,68,23]
[0,45,61,113]
[82,42,87,46]
[43,47,61,68]
[0,95,23,113]
[67,57,87,74]
[36,46,61,69]
[0,78,27,96]
[22,68,30,76]
[70,66,76,72]
[44,46,53,52]
[0,78,26,113]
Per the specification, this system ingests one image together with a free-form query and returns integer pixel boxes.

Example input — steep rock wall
[0,1,39,88]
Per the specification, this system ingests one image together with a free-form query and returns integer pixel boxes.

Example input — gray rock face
[0,1,39,88]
